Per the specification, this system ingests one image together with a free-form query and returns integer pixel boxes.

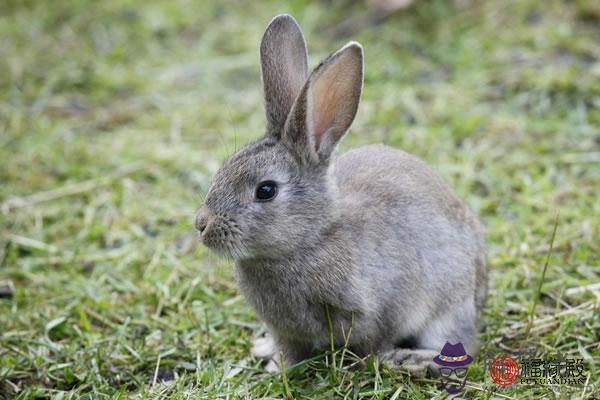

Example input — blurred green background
[0,0,598,398]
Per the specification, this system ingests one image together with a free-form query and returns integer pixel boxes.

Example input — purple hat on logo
[433,342,473,367]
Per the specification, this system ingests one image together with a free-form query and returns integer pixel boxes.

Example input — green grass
[1,0,599,398]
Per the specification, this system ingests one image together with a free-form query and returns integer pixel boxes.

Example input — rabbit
[195,14,487,375]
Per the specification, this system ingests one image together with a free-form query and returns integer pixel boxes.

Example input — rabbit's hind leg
[418,299,479,356]
[380,300,479,377]
[379,348,440,377]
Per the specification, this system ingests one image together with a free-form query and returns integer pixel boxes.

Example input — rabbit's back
[334,144,483,236]
[334,144,478,228]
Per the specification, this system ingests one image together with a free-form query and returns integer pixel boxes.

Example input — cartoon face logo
[433,342,473,395]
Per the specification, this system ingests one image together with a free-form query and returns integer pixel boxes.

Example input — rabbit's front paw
[251,333,277,360]
[380,348,439,378]
[265,358,280,373]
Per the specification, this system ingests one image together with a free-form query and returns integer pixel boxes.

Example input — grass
[0,0,598,398]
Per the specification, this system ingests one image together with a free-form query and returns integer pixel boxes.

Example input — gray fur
[196,14,487,374]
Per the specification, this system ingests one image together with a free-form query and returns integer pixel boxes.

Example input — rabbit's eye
[255,181,278,201]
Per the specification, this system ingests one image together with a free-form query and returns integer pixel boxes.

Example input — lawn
[0,0,598,398]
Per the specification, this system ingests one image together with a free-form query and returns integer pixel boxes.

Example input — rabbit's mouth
[202,235,248,260]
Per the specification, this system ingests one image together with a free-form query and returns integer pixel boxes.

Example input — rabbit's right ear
[261,14,309,137]
[282,42,363,166]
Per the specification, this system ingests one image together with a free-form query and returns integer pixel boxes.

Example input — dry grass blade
[523,214,559,343]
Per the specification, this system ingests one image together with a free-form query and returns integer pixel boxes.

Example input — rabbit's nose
[195,208,212,235]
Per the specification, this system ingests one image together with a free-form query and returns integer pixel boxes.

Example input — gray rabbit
[195,14,487,374]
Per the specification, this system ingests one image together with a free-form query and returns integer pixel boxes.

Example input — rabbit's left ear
[283,42,363,165]
[261,14,309,137]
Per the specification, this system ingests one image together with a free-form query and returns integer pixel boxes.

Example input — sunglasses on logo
[439,367,468,378]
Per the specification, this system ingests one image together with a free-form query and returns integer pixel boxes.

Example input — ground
[0,0,598,398]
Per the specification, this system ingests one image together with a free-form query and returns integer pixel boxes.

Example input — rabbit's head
[196,14,363,260]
